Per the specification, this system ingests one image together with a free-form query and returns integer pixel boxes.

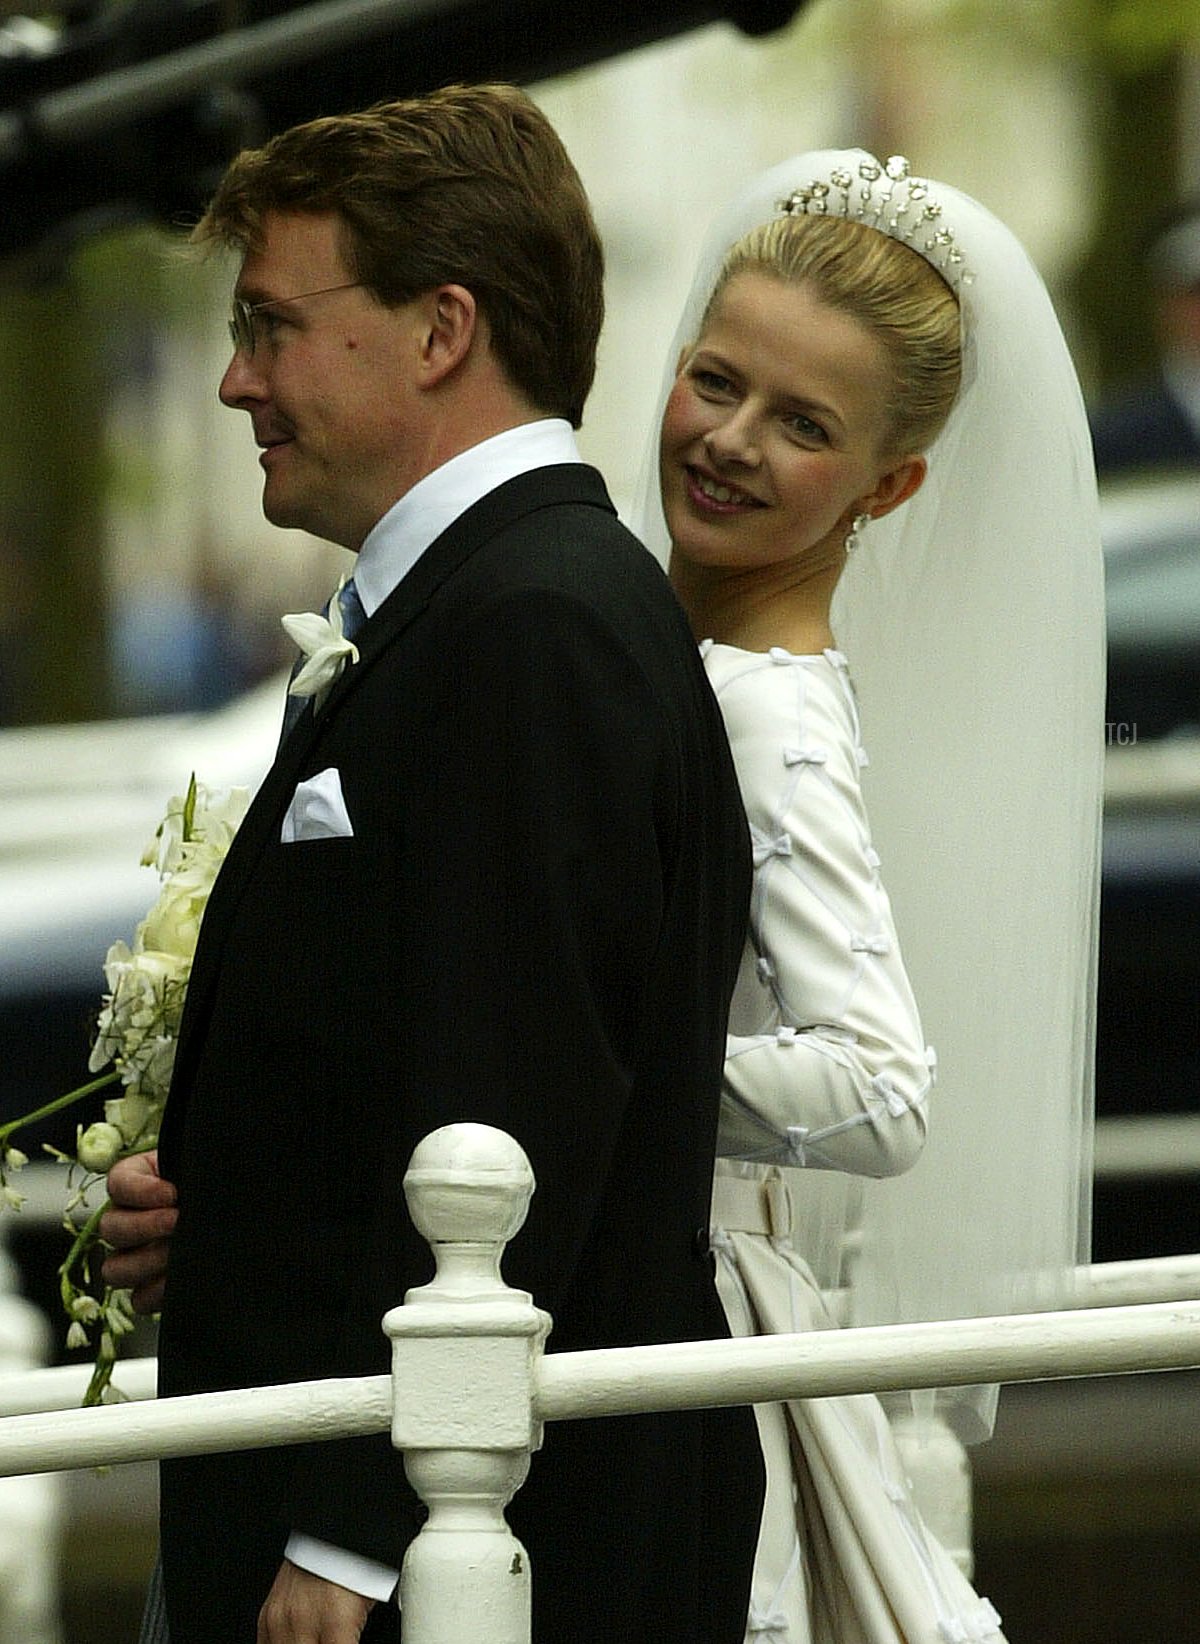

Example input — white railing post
[385,1123,551,1644]
[0,1248,63,1644]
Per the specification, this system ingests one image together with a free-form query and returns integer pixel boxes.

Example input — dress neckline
[701,639,846,668]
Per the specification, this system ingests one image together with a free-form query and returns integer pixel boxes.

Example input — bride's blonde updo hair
[705,214,962,459]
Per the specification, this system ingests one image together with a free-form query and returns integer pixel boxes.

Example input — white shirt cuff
[284,1532,400,1603]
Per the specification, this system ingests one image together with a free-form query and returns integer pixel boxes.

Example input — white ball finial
[404,1123,535,1252]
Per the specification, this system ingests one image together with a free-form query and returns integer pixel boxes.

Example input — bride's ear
[863,455,927,520]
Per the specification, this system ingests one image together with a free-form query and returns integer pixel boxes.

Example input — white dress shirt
[284,416,582,1603]
[350,417,581,618]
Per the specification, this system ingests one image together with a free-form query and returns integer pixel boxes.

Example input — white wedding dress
[706,640,1006,1644]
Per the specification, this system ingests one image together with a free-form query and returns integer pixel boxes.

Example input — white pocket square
[281,767,354,842]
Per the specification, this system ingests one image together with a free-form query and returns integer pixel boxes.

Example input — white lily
[281,574,361,706]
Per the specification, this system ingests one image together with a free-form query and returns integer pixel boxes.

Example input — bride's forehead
[703,270,847,334]
[696,272,885,372]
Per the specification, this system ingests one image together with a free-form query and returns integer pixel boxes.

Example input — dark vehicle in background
[1094,477,1200,1263]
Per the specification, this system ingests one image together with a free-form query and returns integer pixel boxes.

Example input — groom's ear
[414,284,478,388]
[864,455,927,520]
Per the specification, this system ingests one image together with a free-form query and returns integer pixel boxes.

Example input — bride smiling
[662,264,926,656]
[637,151,1105,1643]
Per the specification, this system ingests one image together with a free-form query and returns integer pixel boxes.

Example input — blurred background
[0,1,1198,1639]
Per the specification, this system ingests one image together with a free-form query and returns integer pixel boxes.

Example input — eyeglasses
[227,282,363,356]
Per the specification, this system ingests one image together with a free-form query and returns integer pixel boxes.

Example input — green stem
[84,1351,115,1408]
[58,1197,110,1299]
[0,1068,121,1148]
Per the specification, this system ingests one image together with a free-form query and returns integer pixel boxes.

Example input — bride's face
[659,271,908,578]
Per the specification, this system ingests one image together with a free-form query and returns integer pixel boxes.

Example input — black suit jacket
[155,464,762,1642]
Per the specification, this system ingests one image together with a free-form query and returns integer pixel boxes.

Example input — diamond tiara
[777,154,972,291]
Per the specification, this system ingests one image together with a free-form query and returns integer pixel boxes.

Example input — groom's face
[217,210,432,551]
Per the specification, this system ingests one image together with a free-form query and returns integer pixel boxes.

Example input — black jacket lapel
[319,462,616,721]
[168,463,616,1117]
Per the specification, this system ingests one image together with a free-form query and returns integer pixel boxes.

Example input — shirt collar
[352,419,581,616]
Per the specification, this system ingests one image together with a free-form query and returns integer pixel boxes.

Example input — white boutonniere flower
[281,574,361,708]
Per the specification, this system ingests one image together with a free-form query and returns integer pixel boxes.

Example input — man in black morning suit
[101,84,762,1644]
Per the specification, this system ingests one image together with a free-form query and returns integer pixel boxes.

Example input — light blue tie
[336,574,367,643]
[279,574,366,746]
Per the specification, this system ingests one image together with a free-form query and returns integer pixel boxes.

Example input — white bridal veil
[634,151,1105,1432]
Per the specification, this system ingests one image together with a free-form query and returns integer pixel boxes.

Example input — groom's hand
[258,1561,375,1643]
[99,1150,178,1313]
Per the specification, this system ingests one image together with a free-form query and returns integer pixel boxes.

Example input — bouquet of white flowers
[0,775,248,1402]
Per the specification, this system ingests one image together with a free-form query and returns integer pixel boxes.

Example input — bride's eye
[692,368,734,398]
[783,411,827,444]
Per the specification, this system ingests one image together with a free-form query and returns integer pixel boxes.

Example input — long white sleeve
[706,643,932,1179]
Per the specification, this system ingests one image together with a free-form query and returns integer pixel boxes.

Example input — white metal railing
[1092,1112,1200,1179]
[1070,1251,1200,1307]
[7,1252,1199,1417]
[2,1122,1200,1643]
